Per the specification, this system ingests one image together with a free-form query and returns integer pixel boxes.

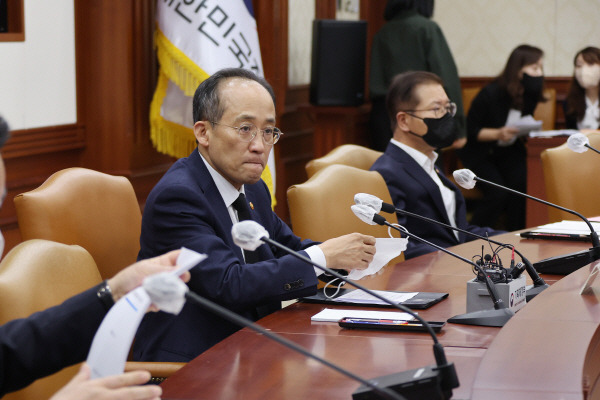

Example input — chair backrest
[461,86,480,115]
[534,88,556,131]
[288,165,404,282]
[541,131,600,222]
[288,164,401,240]
[305,144,383,178]
[0,240,102,400]
[14,168,142,279]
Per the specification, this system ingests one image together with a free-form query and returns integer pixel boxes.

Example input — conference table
[161,232,600,399]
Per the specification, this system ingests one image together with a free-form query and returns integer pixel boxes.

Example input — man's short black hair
[192,68,276,123]
[385,70,443,129]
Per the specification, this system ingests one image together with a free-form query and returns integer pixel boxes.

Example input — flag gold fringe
[155,27,209,96]
[150,72,197,158]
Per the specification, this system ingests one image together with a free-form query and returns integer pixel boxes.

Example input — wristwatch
[96,279,115,310]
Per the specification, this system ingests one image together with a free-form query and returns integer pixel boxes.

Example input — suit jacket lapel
[189,150,246,262]
[386,145,453,226]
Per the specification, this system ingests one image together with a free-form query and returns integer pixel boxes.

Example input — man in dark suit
[133,68,376,362]
[371,71,501,259]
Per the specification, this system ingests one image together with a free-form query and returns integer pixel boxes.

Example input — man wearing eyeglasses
[133,68,376,362]
[371,71,501,259]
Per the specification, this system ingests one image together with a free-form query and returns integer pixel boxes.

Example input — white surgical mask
[575,64,600,89]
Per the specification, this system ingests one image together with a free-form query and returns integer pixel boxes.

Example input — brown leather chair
[287,164,404,279]
[14,167,142,280]
[0,240,103,400]
[461,86,480,115]
[534,88,556,131]
[541,131,600,222]
[305,144,383,178]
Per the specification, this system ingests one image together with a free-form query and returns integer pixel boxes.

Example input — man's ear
[396,111,410,132]
[194,121,209,147]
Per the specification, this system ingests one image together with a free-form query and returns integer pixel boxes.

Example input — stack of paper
[311,308,415,322]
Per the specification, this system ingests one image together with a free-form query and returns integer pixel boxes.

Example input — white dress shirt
[578,97,600,130]
[200,152,326,272]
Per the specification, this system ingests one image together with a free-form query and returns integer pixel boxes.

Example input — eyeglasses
[402,102,457,119]
[210,121,283,145]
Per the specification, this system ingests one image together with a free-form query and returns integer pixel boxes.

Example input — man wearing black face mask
[370,71,502,259]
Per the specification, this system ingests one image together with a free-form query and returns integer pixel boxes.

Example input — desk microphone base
[447,308,514,327]
[533,247,600,275]
[352,364,449,400]
[526,283,549,302]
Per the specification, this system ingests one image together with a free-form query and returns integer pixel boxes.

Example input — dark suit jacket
[133,150,319,362]
[0,286,106,396]
[371,143,500,259]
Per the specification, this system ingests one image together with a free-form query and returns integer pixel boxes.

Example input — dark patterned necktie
[231,193,260,264]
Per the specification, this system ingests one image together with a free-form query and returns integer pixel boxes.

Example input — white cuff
[305,245,327,276]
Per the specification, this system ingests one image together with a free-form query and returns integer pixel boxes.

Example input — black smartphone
[338,318,445,332]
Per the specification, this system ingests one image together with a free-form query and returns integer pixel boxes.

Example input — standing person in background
[565,46,600,130]
[369,0,466,152]
[459,44,546,231]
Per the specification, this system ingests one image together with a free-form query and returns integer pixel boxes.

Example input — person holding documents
[459,44,546,231]
[370,71,501,259]
[0,249,186,399]
[133,68,376,362]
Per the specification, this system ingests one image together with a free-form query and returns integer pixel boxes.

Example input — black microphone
[231,220,459,400]
[352,204,514,328]
[453,168,600,275]
[354,193,548,301]
[567,133,600,155]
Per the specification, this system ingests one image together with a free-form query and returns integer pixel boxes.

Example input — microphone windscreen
[354,193,383,212]
[351,204,378,226]
[567,133,589,153]
[453,169,477,189]
[143,272,188,314]
[231,220,269,251]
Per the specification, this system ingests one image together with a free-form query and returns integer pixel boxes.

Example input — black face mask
[409,112,457,149]
[521,73,544,115]
[521,73,543,98]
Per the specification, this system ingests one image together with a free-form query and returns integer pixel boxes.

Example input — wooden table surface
[161,232,597,399]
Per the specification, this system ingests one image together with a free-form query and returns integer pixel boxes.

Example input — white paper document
[347,237,407,281]
[530,220,600,235]
[529,129,579,138]
[311,308,415,322]
[86,247,206,379]
[499,112,542,146]
[331,289,418,305]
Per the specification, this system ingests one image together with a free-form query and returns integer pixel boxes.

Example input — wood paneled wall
[0,0,574,256]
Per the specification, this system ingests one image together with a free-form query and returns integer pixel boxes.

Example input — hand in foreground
[318,233,376,271]
[49,363,161,400]
[108,250,190,304]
